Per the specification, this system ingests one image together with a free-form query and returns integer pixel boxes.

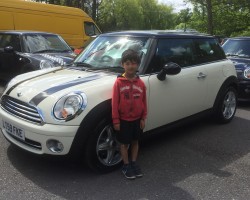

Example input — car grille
[0,95,43,124]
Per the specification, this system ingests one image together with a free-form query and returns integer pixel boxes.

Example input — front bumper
[238,80,250,101]
[0,106,79,155]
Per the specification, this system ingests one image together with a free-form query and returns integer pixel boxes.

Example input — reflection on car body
[0,31,76,81]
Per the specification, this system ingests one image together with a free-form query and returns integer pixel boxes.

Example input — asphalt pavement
[0,83,250,200]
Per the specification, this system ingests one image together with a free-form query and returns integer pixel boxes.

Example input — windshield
[73,36,151,72]
[23,34,72,53]
[222,39,250,58]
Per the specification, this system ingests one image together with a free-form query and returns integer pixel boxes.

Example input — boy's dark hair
[121,49,141,64]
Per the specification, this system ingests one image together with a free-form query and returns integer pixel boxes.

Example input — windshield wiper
[54,49,72,53]
[226,53,239,57]
[237,54,250,58]
[73,62,93,69]
[90,66,124,71]
[34,49,58,53]
[226,53,250,58]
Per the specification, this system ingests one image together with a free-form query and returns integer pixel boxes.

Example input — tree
[98,0,175,32]
[186,0,250,36]
[176,8,192,31]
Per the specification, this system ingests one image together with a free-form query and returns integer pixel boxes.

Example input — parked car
[0,31,76,81]
[222,37,250,101]
[0,31,238,172]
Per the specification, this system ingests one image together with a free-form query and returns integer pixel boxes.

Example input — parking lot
[0,82,250,200]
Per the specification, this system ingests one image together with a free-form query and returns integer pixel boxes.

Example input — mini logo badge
[17,92,22,97]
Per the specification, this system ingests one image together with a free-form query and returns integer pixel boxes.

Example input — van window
[84,22,101,36]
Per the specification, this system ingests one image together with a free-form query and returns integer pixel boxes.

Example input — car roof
[0,30,59,36]
[100,30,214,39]
[227,36,250,40]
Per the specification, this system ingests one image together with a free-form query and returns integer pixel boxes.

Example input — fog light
[46,139,64,153]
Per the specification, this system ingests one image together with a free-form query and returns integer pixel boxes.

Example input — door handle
[197,72,207,79]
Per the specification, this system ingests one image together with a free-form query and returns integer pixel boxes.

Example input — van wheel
[84,118,122,173]
[214,86,237,123]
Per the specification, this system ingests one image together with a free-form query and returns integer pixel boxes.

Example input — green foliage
[98,0,176,32]
[30,0,250,37]
[185,0,250,36]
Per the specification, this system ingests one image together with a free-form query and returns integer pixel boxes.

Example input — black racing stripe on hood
[29,74,102,106]
[6,67,64,95]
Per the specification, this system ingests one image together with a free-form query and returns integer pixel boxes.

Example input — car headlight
[244,67,250,79]
[53,92,87,121]
[40,60,55,69]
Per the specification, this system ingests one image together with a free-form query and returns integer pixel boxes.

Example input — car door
[143,38,209,131]
[0,34,22,80]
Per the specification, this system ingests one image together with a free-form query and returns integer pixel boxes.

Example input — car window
[222,39,250,58]
[74,36,150,71]
[147,38,195,73]
[193,38,225,64]
[84,22,101,36]
[0,34,21,51]
[22,34,72,53]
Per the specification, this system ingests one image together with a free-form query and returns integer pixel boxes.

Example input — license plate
[2,120,25,141]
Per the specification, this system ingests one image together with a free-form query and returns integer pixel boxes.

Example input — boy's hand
[140,119,145,130]
[113,123,120,131]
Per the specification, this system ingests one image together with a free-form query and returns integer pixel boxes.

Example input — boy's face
[122,60,139,76]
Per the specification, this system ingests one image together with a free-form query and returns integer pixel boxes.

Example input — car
[0,31,238,172]
[0,31,76,81]
[222,37,250,101]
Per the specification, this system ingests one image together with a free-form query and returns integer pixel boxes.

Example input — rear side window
[193,38,226,64]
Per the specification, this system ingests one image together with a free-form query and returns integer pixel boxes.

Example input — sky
[158,0,193,12]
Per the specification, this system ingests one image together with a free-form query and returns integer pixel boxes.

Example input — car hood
[24,52,76,65]
[4,67,115,106]
[228,57,250,70]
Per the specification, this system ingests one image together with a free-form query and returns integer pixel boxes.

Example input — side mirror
[157,62,181,81]
[4,46,14,53]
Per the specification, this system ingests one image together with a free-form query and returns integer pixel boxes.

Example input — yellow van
[0,0,101,49]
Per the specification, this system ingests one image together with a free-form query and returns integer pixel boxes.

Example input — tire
[84,118,122,173]
[214,86,237,124]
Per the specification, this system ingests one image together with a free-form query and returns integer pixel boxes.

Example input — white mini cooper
[0,31,238,172]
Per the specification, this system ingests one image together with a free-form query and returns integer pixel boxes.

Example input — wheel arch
[69,99,112,156]
[213,75,238,111]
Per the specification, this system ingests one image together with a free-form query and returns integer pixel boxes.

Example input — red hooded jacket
[112,75,147,124]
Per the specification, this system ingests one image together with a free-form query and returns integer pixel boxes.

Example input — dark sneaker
[131,163,143,178]
[122,165,136,180]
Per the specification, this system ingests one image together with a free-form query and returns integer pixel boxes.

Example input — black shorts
[116,119,142,144]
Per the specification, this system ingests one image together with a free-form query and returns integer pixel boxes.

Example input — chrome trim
[0,95,44,125]
[51,91,87,122]
[5,101,40,117]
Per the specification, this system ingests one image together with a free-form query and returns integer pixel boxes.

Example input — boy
[112,49,147,180]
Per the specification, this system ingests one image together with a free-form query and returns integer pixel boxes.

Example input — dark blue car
[222,37,250,101]
[0,31,76,81]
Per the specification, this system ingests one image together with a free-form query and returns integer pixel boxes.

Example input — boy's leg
[120,144,129,164]
[131,140,143,177]
[120,144,136,179]
[131,140,139,162]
